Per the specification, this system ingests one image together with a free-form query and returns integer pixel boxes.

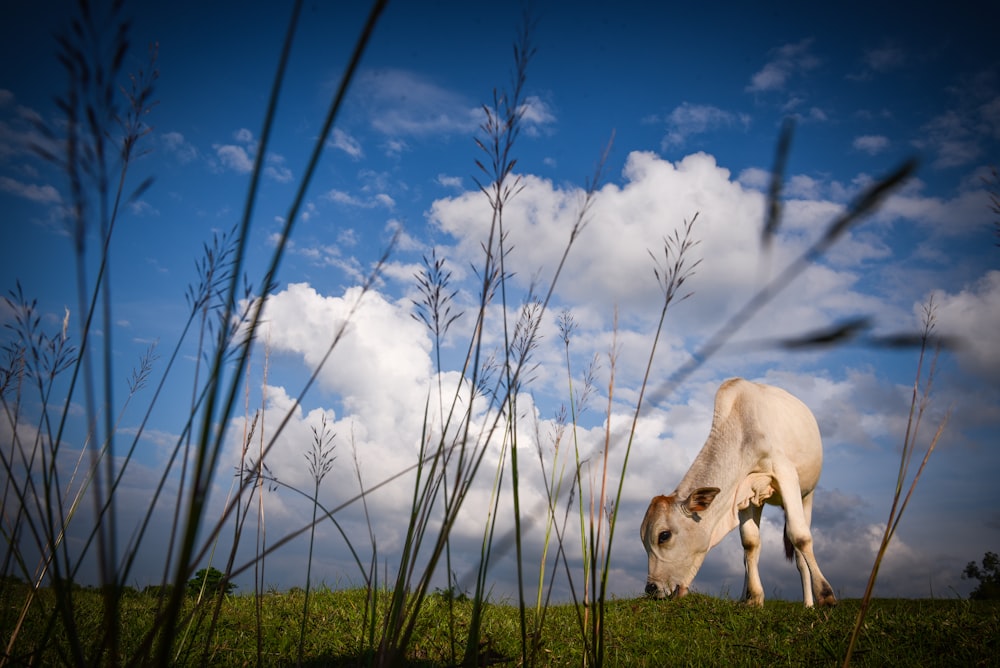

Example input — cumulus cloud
[932,271,1000,381]
[239,284,583,579]
[261,283,431,437]
[430,150,882,351]
[875,176,992,235]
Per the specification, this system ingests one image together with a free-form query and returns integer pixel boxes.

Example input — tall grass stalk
[253,343,271,667]
[0,1,157,661]
[529,311,598,659]
[842,296,949,667]
[152,1,388,663]
[411,249,463,663]
[0,0,394,664]
[299,415,337,665]
[588,215,701,667]
[372,15,537,666]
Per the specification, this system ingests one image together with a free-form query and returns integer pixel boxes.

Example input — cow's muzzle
[645,583,688,599]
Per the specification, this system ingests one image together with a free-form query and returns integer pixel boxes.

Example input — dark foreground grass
[3,585,997,666]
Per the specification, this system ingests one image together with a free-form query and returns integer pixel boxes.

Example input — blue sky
[2,0,999,602]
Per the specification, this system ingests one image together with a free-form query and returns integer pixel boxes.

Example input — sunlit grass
[2,584,997,666]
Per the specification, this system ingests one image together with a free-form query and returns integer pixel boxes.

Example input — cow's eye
[658,530,672,544]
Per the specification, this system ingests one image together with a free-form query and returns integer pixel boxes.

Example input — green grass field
[3,585,997,666]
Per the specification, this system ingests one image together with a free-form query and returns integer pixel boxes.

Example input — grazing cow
[640,378,836,607]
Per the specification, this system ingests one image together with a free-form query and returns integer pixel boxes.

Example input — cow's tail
[783,522,794,561]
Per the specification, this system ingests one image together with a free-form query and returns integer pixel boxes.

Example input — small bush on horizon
[963,551,1000,600]
[187,567,237,598]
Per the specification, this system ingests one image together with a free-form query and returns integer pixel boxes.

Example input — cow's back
[713,378,823,492]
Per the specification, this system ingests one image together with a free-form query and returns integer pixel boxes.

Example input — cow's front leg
[739,504,764,606]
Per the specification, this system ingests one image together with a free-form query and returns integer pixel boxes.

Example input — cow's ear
[686,487,721,512]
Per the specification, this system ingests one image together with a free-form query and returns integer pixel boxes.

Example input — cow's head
[640,487,721,599]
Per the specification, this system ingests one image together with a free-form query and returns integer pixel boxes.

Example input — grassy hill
[3,585,997,666]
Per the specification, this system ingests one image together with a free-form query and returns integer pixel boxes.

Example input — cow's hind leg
[776,467,837,607]
[739,504,765,606]
[784,516,815,606]
[797,491,836,606]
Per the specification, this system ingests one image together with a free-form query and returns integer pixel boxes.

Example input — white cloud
[436,174,463,189]
[329,128,363,159]
[234,127,255,145]
[356,68,482,137]
[782,97,828,123]
[323,188,394,209]
[265,154,293,183]
[875,177,992,235]
[0,104,57,162]
[299,200,317,222]
[337,228,359,247]
[382,138,408,157]
[785,174,823,199]
[805,107,828,122]
[128,199,158,217]
[746,38,821,93]
[212,128,290,181]
[849,44,907,81]
[237,281,686,598]
[853,134,890,155]
[979,95,1000,139]
[384,218,420,252]
[519,95,557,136]
[209,128,294,183]
[430,150,878,349]
[932,271,1000,381]
[214,143,254,174]
[864,45,906,73]
[0,175,60,203]
[162,131,198,163]
[915,110,981,168]
[261,283,432,438]
[737,167,770,190]
[660,103,750,149]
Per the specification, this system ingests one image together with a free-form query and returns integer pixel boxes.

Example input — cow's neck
[675,429,750,549]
